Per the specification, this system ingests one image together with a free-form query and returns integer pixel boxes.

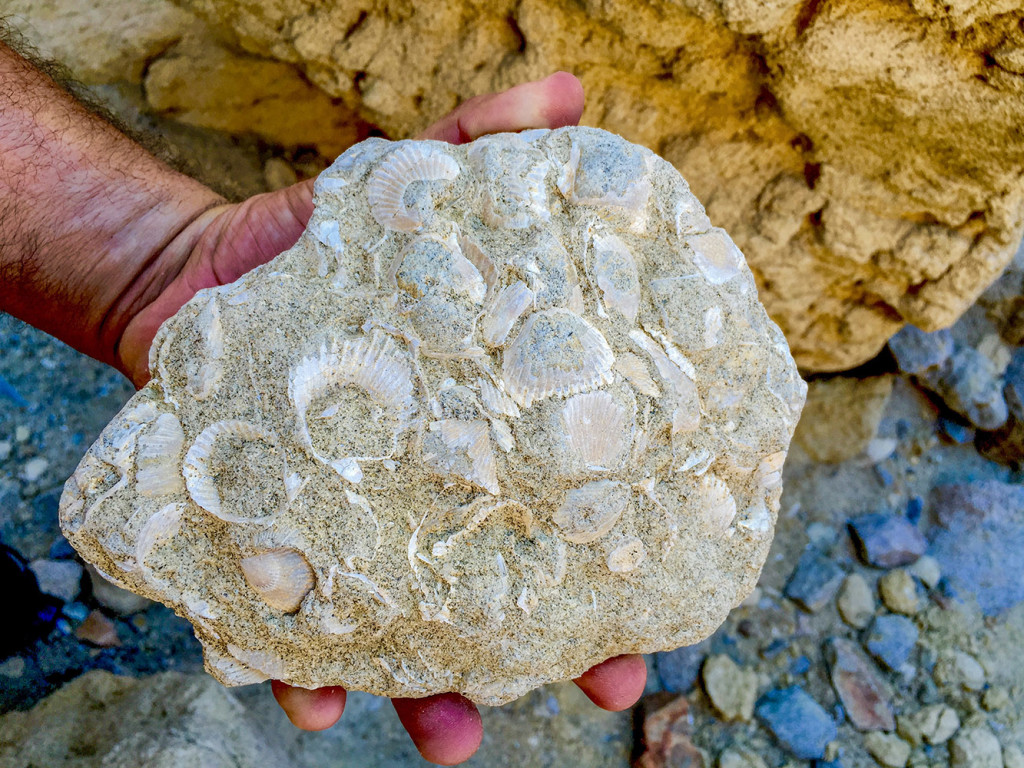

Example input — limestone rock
[59,128,805,705]
[172,0,1024,372]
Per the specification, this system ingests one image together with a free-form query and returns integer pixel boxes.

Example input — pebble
[14,426,30,443]
[897,704,960,746]
[263,157,299,191]
[837,573,875,628]
[61,602,90,622]
[718,747,768,768]
[930,347,1009,430]
[878,569,923,615]
[19,456,49,483]
[888,326,953,375]
[755,686,837,760]
[848,514,926,568]
[825,637,895,732]
[863,732,911,768]
[0,656,26,678]
[949,726,1004,768]
[48,535,77,560]
[702,654,758,722]
[865,614,918,671]
[86,563,154,615]
[1004,744,1024,768]
[28,558,83,603]
[906,555,941,588]
[75,610,121,647]
[0,440,10,461]
[933,650,986,692]
[784,551,846,613]
[637,695,704,768]
[866,437,898,463]
[983,686,1011,711]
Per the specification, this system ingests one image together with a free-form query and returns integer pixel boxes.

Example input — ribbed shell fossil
[60,127,806,707]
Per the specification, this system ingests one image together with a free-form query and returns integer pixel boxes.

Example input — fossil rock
[59,127,805,705]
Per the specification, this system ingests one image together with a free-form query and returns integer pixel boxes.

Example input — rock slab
[59,128,805,704]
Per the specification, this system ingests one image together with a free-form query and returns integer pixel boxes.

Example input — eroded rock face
[59,128,805,704]
[174,0,1024,371]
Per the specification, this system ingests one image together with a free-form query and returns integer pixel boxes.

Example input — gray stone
[655,640,709,694]
[848,514,926,569]
[718,748,768,768]
[755,686,837,760]
[28,559,83,603]
[1004,744,1024,768]
[701,654,758,722]
[865,614,918,672]
[825,637,895,732]
[949,726,1004,768]
[977,347,1024,468]
[19,456,49,484]
[59,127,806,704]
[793,376,893,463]
[785,551,846,613]
[877,569,923,615]
[982,686,1012,712]
[906,555,940,589]
[888,326,953,376]
[933,650,986,692]
[863,732,911,768]
[837,572,875,629]
[928,482,1024,616]
[924,347,1008,430]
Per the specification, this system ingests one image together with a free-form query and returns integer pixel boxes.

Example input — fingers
[392,693,484,766]
[573,654,648,712]
[271,680,347,731]
[416,71,585,144]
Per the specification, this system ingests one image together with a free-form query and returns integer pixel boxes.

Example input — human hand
[114,71,647,765]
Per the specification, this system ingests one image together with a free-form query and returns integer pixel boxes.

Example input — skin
[0,49,645,765]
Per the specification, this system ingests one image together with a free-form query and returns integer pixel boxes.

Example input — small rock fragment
[784,551,845,613]
[906,555,940,588]
[86,564,154,615]
[933,651,986,692]
[983,686,1011,711]
[20,456,49,483]
[925,347,1009,430]
[755,686,837,760]
[0,441,11,461]
[14,426,30,442]
[701,654,757,722]
[825,637,895,732]
[865,614,918,671]
[636,695,705,768]
[897,704,960,746]
[718,747,767,768]
[863,732,911,768]
[949,726,1003,768]
[0,656,26,678]
[848,514,926,568]
[888,326,953,376]
[1004,744,1024,768]
[655,640,709,694]
[29,559,83,603]
[75,610,121,647]
[793,376,893,463]
[263,157,298,191]
[877,569,922,615]
[837,572,875,628]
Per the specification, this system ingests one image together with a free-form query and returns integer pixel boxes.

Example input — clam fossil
[240,547,315,613]
[60,127,806,707]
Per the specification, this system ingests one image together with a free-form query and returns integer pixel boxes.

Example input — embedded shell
[59,127,806,706]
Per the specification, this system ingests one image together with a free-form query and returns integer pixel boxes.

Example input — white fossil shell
[700,474,737,534]
[687,227,745,285]
[490,419,515,452]
[736,500,772,535]
[290,331,417,478]
[240,547,315,612]
[558,132,652,222]
[204,644,271,686]
[591,232,641,322]
[482,281,534,347]
[135,502,184,574]
[226,643,288,680]
[459,235,498,297]
[606,537,647,573]
[703,306,724,348]
[614,352,660,397]
[561,391,631,471]
[754,451,786,490]
[135,413,186,497]
[502,309,615,408]
[478,377,520,419]
[368,143,460,231]
[515,230,582,312]
[629,329,700,433]
[183,420,283,524]
[423,419,499,495]
[187,298,225,401]
[468,134,551,228]
[553,480,630,544]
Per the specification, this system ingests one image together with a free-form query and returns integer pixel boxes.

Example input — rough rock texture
[58,128,805,705]
[162,0,1024,372]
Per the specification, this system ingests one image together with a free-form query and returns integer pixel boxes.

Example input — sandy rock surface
[58,127,804,704]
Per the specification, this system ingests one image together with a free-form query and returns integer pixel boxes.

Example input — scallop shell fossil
[59,126,806,708]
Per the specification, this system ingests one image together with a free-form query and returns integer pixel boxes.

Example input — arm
[0,41,644,765]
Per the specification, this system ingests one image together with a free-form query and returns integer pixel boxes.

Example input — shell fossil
[59,127,806,707]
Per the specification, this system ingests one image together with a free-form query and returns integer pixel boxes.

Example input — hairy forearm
[0,41,224,373]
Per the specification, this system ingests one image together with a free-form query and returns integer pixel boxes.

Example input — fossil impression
[60,127,806,705]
